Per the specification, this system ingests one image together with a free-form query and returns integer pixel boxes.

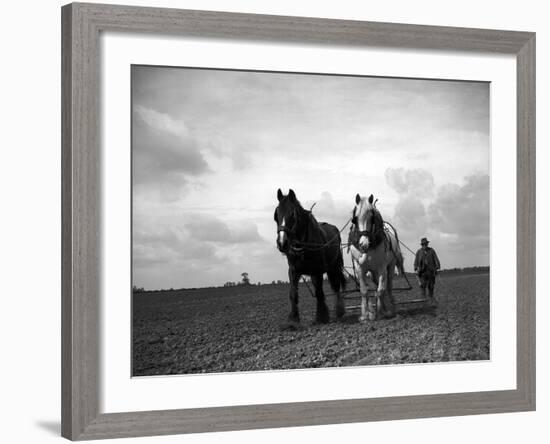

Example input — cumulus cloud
[303,191,353,224]
[133,225,218,267]
[428,174,490,238]
[133,106,210,200]
[385,168,435,197]
[384,167,433,242]
[392,196,428,233]
[385,170,490,269]
[134,105,189,137]
[184,214,263,244]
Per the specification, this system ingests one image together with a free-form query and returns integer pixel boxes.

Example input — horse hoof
[359,315,368,323]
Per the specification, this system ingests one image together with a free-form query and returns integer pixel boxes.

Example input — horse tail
[328,248,347,292]
[385,221,406,276]
[395,247,405,276]
[394,231,406,276]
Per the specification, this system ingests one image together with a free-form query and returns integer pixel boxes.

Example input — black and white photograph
[1,0,542,442]
[131,65,490,376]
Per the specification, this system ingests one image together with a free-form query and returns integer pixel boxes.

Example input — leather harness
[349,207,387,253]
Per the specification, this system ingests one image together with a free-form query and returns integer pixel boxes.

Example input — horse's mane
[291,198,305,211]
[283,198,324,244]
[286,198,315,221]
[372,206,384,225]
[363,200,383,224]
[353,199,383,226]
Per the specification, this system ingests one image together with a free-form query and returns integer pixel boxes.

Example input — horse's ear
[368,194,374,204]
[288,189,296,202]
[355,193,361,205]
[277,188,283,201]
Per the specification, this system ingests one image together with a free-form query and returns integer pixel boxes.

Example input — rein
[290,216,353,253]
[356,226,385,242]
[277,202,352,253]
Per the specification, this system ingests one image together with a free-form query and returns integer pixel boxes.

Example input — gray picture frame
[61,2,536,440]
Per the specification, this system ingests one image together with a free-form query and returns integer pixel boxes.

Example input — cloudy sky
[132,66,490,290]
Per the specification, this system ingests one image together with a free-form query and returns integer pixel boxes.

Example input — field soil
[132,273,490,376]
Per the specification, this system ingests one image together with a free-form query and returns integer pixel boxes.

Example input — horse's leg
[358,264,369,323]
[328,270,345,318]
[382,267,396,318]
[335,289,345,319]
[288,268,300,325]
[367,270,380,321]
[372,270,389,321]
[312,274,330,324]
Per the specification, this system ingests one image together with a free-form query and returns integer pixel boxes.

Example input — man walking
[414,237,441,307]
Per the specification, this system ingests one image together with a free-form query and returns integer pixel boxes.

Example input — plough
[300,240,429,312]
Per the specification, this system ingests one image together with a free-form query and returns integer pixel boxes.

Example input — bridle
[275,205,297,231]
[275,203,350,255]
[275,205,306,252]
[351,205,384,251]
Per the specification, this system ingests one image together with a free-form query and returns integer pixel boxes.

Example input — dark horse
[274,189,346,326]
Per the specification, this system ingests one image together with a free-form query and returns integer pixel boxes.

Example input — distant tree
[132,285,145,293]
[241,272,251,285]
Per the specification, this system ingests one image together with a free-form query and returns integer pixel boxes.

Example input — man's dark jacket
[414,247,441,275]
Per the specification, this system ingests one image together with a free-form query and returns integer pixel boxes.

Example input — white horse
[348,194,404,321]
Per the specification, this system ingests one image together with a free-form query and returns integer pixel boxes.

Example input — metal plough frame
[300,227,430,310]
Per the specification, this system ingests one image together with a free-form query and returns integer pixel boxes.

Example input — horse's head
[274,188,303,253]
[352,193,382,250]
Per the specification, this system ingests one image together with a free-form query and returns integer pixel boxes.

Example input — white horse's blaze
[278,217,286,244]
